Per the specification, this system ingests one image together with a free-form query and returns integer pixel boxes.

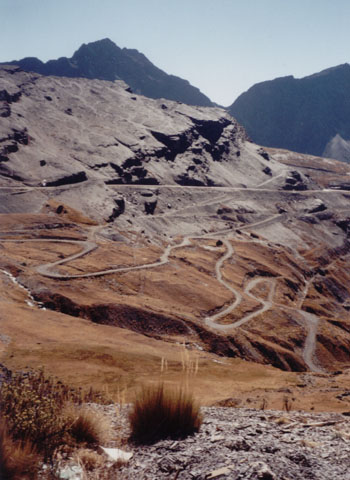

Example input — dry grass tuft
[0,420,39,480]
[275,416,291,425]
[73,448,104,471]
[214,397,242,408]
[282,395,293,412]
[300,439,320,448]
[129,382,202,444]
[65,405,113,446]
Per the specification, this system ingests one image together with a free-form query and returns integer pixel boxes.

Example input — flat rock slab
[98,446,133,463]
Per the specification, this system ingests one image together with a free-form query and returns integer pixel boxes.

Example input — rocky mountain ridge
[7,41,350,166]
[2,38,212,107]
[0,64,290,222]
[229,63,350,162]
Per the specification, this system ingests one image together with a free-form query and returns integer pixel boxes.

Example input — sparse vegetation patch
[0,367,113,471]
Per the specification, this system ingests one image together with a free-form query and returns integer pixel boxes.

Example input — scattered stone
[257,148,270,161]
[144,199,157,215]
[249,461,276,479]
[306,199,327,214]
[206,464,235,478]
[57,464,84,480]
[282,170,308,191]
[263,166,272,175]
[56,205,64,214]
[113,406,350,479]
[98,446,133,463]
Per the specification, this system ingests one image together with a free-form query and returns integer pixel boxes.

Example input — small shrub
[0,368,110,459]
[129,382,202,444]
[0,370,69,457]
[64,405,112,446]
[0,420,38,480]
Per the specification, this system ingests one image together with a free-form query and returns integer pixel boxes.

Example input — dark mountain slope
[229,64,350,160]
[2,38,213,107]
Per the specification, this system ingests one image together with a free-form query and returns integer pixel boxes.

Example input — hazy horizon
[2,0,350,105]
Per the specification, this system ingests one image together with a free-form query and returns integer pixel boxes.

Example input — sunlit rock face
[323,134,350,163]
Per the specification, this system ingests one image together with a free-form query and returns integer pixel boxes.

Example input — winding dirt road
[0,213,322,371]
[203,238,323,372]
[299,311,322,373]
[204,239,242,328]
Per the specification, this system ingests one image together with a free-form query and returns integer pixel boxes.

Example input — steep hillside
[229,64,350,161]
[2,38,212,107]
[1,66,350,410]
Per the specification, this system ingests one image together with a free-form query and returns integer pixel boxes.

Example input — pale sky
[1,0,350,106]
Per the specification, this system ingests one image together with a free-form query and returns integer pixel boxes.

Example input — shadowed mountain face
[229,64,350,161]
[2,38,213,107]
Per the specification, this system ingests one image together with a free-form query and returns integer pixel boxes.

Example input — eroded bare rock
[90,405,350,480]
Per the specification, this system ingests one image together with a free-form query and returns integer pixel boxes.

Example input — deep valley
[1,65,350,413]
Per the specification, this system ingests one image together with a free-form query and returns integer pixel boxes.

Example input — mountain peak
[92,37,115,46]
[2,40,212,107]
[304,63,350,80]
[75,38,118,52]
[72,38,122,63]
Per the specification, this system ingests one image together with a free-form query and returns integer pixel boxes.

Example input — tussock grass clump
[129,382,202,444]
[65,405,112,446]
[0,420,38,480]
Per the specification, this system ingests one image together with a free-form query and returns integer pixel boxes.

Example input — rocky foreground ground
[83,405,350,480]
